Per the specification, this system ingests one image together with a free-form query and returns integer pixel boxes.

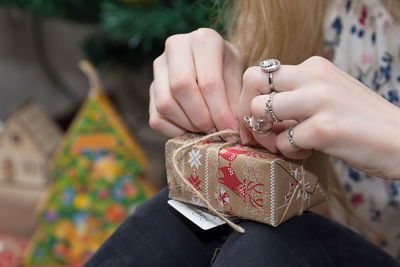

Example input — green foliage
[101,1,218,49]
[0,0,226,66]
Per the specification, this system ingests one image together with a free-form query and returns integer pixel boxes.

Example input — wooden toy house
[0,101,62,188]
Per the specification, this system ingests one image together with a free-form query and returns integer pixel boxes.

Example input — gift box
[166,134,328,227]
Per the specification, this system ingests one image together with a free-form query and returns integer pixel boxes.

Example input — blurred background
[0,1,224,266]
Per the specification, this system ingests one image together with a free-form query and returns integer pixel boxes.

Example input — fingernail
[208,128,217,134]
[240,128,251,144]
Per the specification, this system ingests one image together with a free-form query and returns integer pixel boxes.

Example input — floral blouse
[324,0,400,259]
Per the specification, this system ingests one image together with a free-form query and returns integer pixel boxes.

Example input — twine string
[278,173,306,224]
[172,131,245,233]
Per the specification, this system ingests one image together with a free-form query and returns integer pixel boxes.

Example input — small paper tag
[168,199,226,230]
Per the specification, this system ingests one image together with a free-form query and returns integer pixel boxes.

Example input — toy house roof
[5,100,63,157]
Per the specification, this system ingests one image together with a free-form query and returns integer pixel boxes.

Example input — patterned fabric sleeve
[324,0,400,259]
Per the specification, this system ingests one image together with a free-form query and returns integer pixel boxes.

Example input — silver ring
[266,92,281,122]
[287,125,301,149]
[269,72,274,91]
[244,116,253,128]
[253,117,265,131]
[243,116,272,134]
[260,59,281,72]
[260,59,280,92]
[253,117,272,134]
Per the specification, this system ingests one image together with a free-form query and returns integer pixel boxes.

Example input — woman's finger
[240,66,272,111]
[149,82,186,137]
[249,120,290,153]
[223,40,243,125]
[165,34,214,132]
[191,29,238,131]
[238,66,274,143]
[250,90,316,123]
[270,64,305,92]
[153,54,198,132]
[238,62,316,151]
[238,64,304,123]
[276,121,314,159]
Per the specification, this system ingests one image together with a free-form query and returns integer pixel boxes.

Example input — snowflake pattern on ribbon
[188,149,202,169]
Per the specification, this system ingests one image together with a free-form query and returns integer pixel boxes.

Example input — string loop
[172,131,245,233]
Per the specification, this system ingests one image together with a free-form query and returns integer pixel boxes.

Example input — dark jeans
[85,188,399,267]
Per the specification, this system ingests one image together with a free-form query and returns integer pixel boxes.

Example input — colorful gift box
[166,134,328,227]
[23,61,154,266]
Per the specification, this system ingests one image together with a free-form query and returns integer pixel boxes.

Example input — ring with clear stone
[243,116,272,134]
[260,59,280,92]
[260,59,281,72]
[253,117,272,134]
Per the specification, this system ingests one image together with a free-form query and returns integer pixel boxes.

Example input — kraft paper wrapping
[166,134,328,227]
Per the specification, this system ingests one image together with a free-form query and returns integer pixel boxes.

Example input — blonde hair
[228,0,327,67]
[225,0,400,233]
[228,0,400,67]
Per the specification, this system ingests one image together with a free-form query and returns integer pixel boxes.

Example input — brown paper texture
[166,134,327,227]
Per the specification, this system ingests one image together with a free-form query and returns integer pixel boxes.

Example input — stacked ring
[244,59,281,135]
[266,92,281,122]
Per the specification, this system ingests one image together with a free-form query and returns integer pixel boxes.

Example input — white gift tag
[168,199,227,230]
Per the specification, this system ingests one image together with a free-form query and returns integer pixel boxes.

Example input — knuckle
[310,114,337,144]
[169,76,193,95]
[242,66,259,90]
[198,77,223,95]
[165,34,184,50]
[193,115,212,132]
[311,85,331,106]
[153,56,162,70]
[302,56,333,81]
[154,97,173,115]
[192,28,221,41]
[312,66,331,81]
[164,36,176,49]
[213,109,233,126]
[303,56,330,66]
[149,115,163,131]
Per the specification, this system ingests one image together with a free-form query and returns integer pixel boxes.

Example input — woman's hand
[149,28,243,137]
[239,56,400,179]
